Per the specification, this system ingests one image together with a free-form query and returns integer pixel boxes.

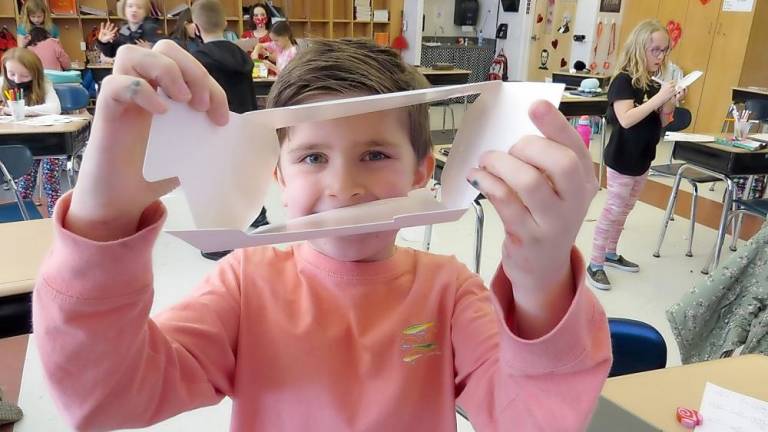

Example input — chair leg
[442,104,447,131]
[702,178,735,274]
[654,166,686,258]
[686,181,698,257]
[472,199,484,274]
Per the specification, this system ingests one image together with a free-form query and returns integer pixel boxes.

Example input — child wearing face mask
[95,0,165,58]
[241,3,272,42]
[586,19,685,291]
[1,48,63,216]
[17,0,60,47]
[252,20,297,75]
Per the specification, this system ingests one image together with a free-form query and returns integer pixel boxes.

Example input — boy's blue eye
[300,153,327,165]
[363,151,389,162]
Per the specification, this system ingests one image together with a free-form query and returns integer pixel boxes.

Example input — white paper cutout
[145,81,564,251]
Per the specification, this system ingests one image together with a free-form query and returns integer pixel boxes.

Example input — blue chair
[608,318,667,377]
[53,83,90,112]
[0,145,43,222]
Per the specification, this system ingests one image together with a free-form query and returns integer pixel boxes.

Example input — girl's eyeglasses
[648,47,669,58]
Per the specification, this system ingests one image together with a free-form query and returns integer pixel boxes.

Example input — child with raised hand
[16,0,59,47]
[33,39,610,431]
[587,19,686,291]
[1,48,62,215]
[95,0,164,58]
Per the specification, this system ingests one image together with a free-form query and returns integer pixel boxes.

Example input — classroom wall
[402,0,425,65]
[423,0,499,40]
[495,2,531,81]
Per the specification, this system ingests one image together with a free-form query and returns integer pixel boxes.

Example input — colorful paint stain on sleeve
[400,322,440,363]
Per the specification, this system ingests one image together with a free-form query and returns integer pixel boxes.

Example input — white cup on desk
[8,100,26,121]
[733,120,755,140]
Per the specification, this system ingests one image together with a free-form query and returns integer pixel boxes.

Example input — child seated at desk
[252,20,297,75]
[32,39,610,431]
[1,48,62,216]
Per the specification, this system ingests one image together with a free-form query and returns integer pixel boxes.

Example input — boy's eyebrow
[283,139,402,153]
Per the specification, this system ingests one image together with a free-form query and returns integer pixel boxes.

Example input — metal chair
[53,83,91,187]
[0,145,43,222]
[702,196,768,273]
[608,318,667,377]
[652,108,721,257]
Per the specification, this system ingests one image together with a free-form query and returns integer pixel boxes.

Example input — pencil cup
[733,120,753,140]
[8,100,25,121]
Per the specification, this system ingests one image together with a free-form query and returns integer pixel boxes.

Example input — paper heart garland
[560,58,567,68]
[536,14,544,24]
[551,39,559,49]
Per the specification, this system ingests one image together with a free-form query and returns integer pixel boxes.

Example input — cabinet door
[527,0,577,82]
[616,0,661,54]
[694,7,754,133]
[674,0,721,131]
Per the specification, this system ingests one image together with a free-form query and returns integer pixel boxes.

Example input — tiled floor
[5,104,741,431]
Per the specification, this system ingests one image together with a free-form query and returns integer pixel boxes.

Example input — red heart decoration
[560,58,567,68]
[699,0,710,4]
[551,39,559,49]
[536,14,544,24]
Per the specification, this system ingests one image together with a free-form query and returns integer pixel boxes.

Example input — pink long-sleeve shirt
[33,193,612,431]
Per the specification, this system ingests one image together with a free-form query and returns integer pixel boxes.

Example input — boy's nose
[325,165,365,203]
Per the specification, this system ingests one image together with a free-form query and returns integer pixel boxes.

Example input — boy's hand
[66,41,229,242]
[467,101,598,337]
[97,22,118,43]
[135,38,152,49]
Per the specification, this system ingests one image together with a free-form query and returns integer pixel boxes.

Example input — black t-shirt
[603,72,662,176]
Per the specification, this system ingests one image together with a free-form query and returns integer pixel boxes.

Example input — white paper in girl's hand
[144,81,564,252]
[653,70,703,92]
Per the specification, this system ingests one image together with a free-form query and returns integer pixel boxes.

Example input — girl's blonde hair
[19,0,55,35]
[614,19,670,90]
[116,0,152,20]
[1,48,46,106]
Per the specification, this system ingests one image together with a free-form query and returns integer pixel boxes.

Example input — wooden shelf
[0,15,16,19]
[80,16,109,19]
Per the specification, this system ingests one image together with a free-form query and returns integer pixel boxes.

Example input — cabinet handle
[715,21,722,35]
[708,22,713,35]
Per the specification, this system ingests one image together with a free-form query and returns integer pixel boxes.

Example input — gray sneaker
[604,255,639,273]
[586,266,611,290]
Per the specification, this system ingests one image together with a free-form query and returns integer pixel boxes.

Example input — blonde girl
[587,19,684,290]
[17,0,60,46]
[1,48,63,216]
[95,0,165,58]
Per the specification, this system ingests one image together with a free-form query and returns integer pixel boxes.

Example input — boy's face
[276,107,434,262]
[125,0,147,25]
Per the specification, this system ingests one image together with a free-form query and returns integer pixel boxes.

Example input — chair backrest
[665,107,692,132]
[745,99,768,122]
[608,318,667,377]
[53,83,90,113]
[0,145,34,180]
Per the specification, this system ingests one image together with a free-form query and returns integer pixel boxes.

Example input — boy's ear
[273,165,285,188]
[412,153,435,188]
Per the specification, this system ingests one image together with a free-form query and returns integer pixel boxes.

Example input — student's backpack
[488,49,508,81]
[0,26,17,55]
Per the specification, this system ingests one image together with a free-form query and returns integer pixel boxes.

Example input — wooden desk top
[602,355,768,431]
[561,94,608,103]
[416,66,472,76]
[86,64,114,69]
[552,71,610,79]
[0,218,53,297]
[733,86,768,97]
[676,132,768,154]
[0,114,91,136]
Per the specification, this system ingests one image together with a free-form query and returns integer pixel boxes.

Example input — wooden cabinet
[619,0,768,133]
[5,0,403,65]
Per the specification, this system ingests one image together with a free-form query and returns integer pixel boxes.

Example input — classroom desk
[732,86,768,104]
[415,66,472,86]
[0,219,53,339]
[0,115,91,159]
[552,71,610,90]
[655,134,768,273]
[601,354,768,431]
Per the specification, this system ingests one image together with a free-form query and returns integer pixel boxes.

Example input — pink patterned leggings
[17,158,64,216]
[590,168,648,265]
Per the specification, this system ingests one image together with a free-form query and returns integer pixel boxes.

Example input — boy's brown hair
[267,39,433,162]
[191,0,226,34]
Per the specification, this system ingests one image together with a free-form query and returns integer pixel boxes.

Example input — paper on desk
[145,81,564,252]
[663,132,715,142]
[695,382,768,431]
[17,114,76,126]
[750,133,768,143]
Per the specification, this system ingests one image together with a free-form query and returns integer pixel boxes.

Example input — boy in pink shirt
[33,39,611,431]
